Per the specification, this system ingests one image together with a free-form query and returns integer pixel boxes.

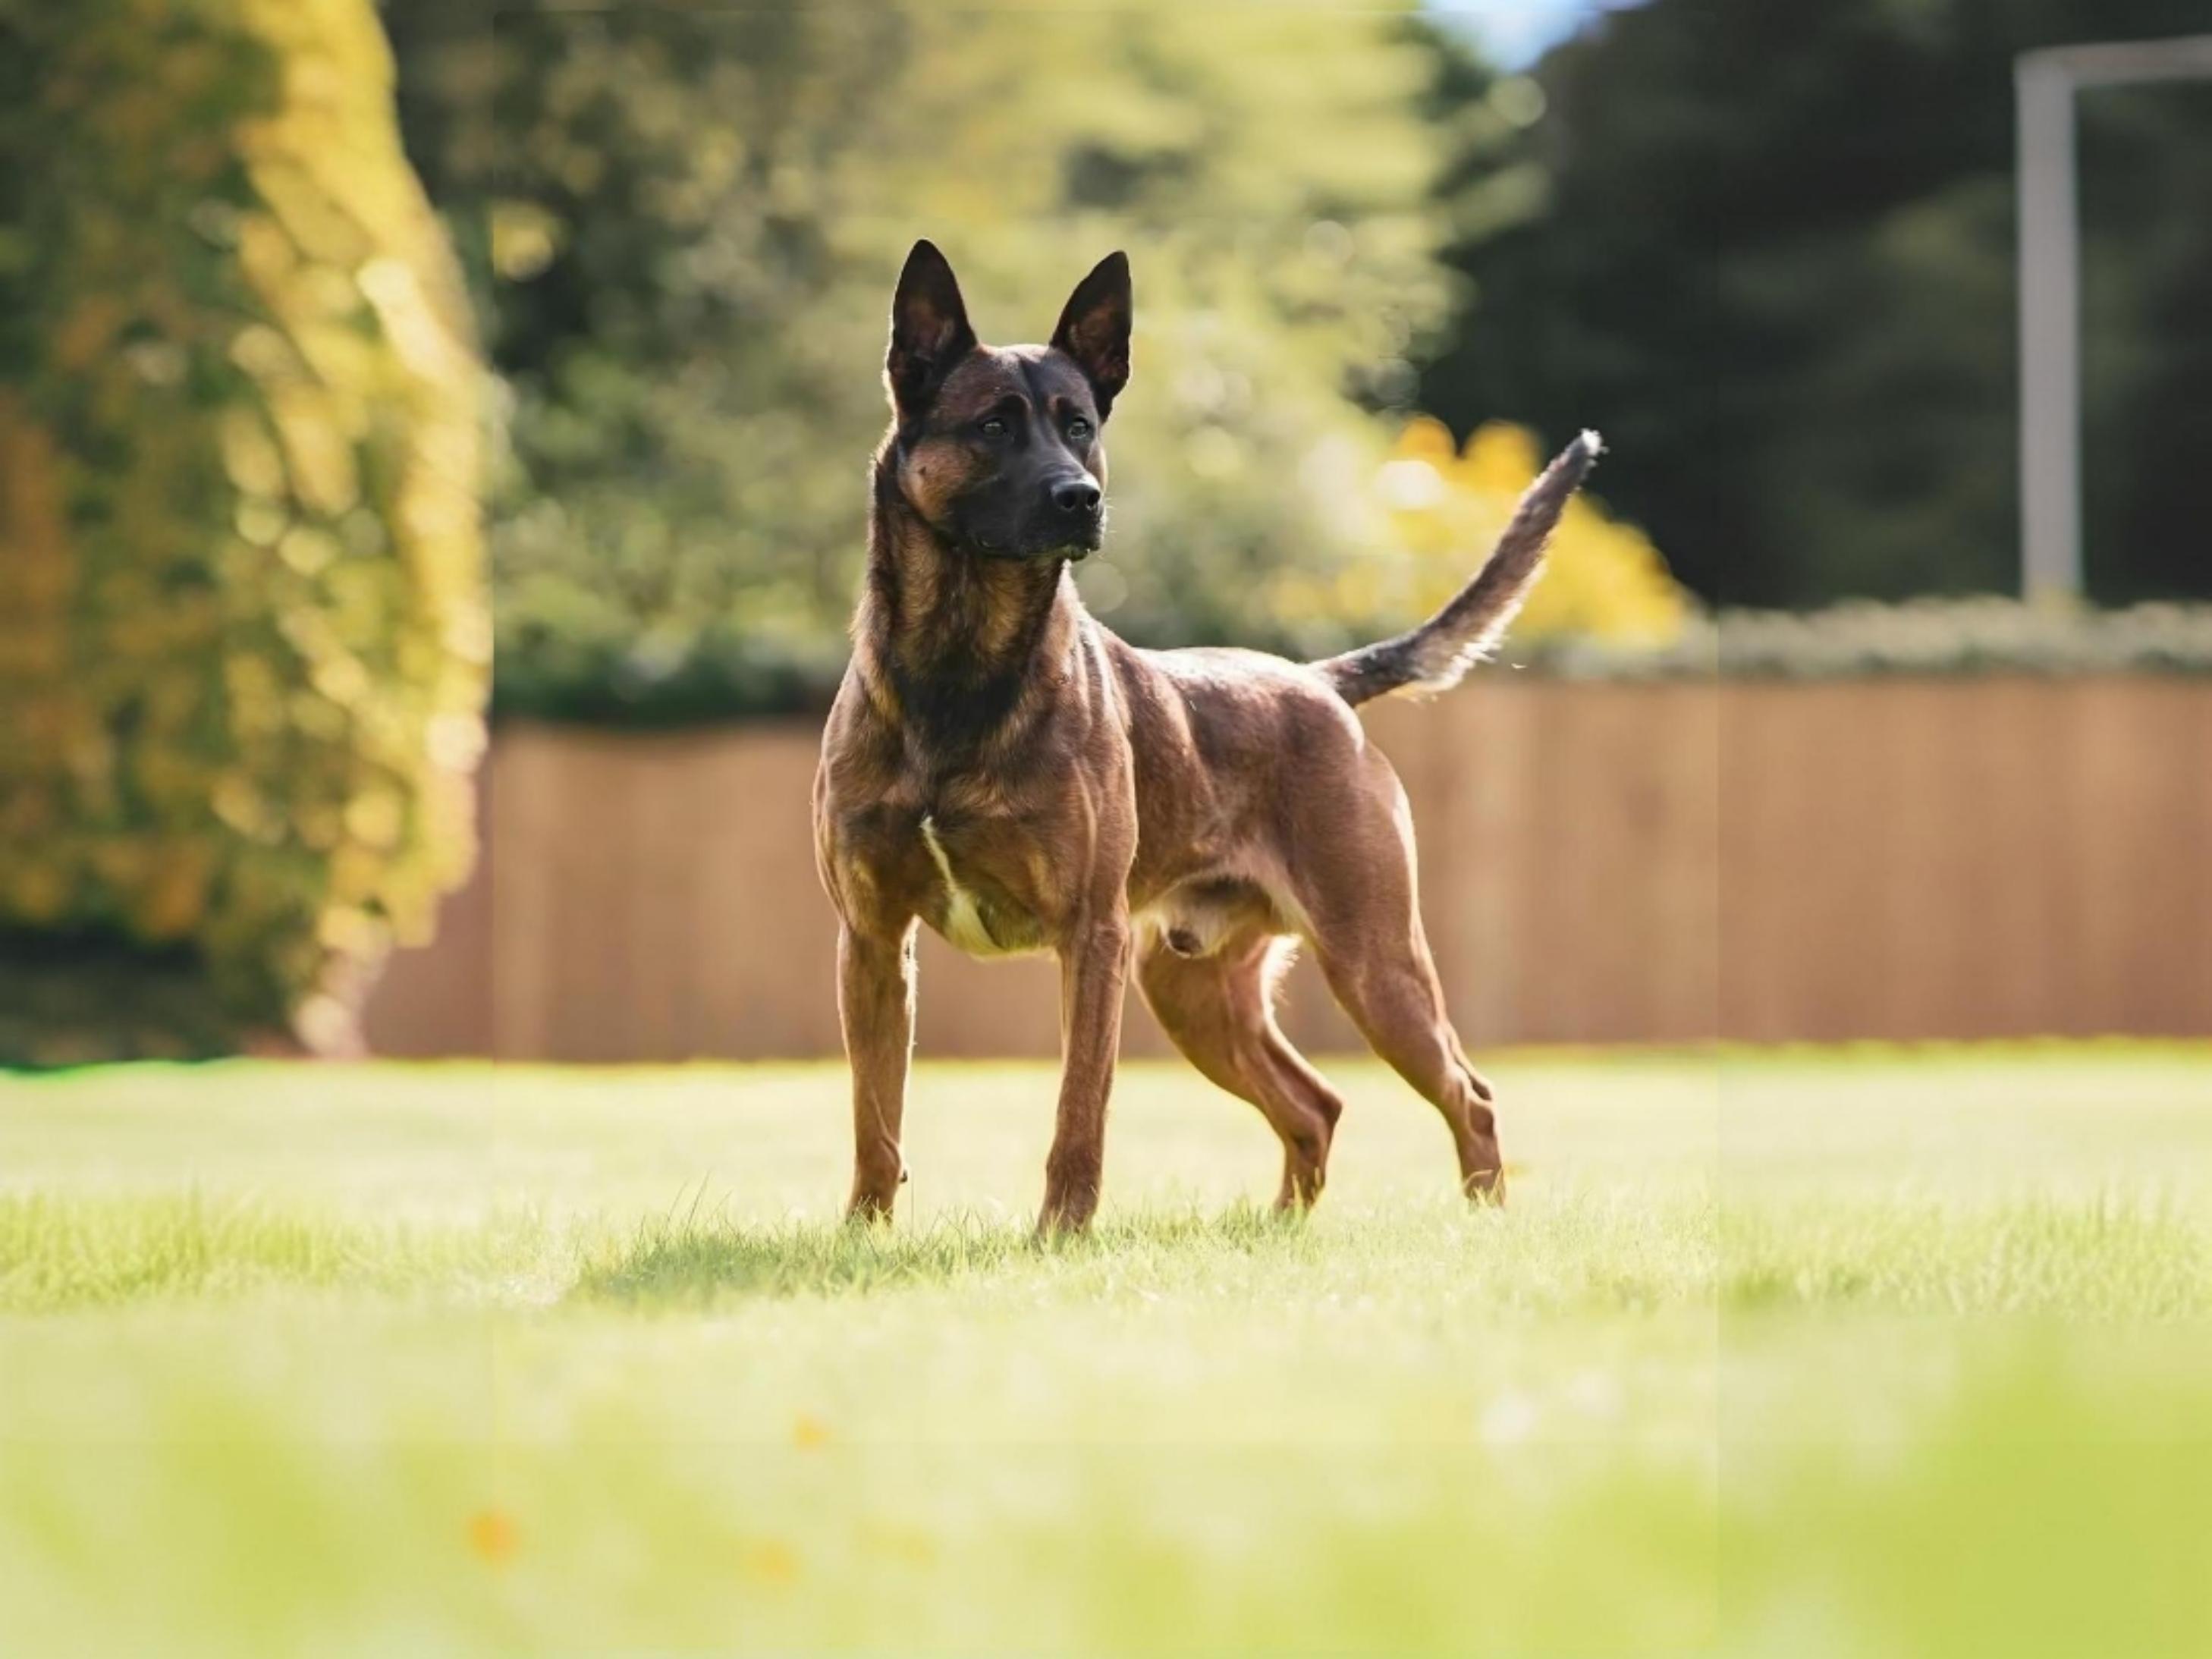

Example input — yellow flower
[1382,418,1690,646]
[739,1538,801,1586]
[466,1509,518,1565]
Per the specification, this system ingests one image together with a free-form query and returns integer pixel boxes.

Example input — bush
[1522,599,2212,680]
[0,0,486,1062]
[1306,416,1690,649]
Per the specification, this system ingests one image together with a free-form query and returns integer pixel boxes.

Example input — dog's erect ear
[887,240,976,419]
[1051,251,1131,417]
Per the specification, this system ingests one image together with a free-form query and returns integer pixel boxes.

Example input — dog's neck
[855,449,1081,756]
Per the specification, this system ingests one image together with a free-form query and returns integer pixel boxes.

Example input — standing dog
[815,240,1598,1231]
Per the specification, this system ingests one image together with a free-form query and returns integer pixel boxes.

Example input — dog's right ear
[886,240,976,422]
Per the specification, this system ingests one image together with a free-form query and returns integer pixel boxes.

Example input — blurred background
[2,0,2207,1066]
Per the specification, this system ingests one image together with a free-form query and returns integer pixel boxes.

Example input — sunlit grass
[2,1048,2207,1655]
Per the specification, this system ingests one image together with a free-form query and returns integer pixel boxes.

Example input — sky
[1425,0,1626,68]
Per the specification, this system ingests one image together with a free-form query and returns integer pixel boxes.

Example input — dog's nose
[1050,478,1101,517]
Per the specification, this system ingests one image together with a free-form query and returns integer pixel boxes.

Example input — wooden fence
[363,676,2212,1058]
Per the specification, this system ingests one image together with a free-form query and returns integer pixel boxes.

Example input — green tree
[1412,0,2212,607]
[0,0,486,1060]
[381,0,1459,721]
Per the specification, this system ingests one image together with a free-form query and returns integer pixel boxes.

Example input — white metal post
[2014,36,2212,601]
[2016,55,2078,601]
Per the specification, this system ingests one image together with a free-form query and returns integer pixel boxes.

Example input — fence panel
[363,676,2210,1057]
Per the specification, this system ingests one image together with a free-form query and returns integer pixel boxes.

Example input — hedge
[1525,600,2212,681]
[0,0,486,1063]
[481,599,2212,729]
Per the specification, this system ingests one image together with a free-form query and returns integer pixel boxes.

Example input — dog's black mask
[884,241,1130,563]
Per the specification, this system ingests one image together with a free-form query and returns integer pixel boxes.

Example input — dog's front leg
[1038,911,1133,1234]
[839,919,916,1221]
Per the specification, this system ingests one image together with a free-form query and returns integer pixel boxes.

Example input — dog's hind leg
[1316,932,1503,1202]
[1296,769,1504,1202]
[1138,934,1343,1209]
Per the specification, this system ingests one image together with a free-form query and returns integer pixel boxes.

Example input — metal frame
[2016,36,2212,599]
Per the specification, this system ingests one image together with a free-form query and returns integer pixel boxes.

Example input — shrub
[1306,416,1691,648]
[0,0,486,1062]
[1523,599,2212,680]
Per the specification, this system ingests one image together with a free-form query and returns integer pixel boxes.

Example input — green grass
[2,1047,2208,1656]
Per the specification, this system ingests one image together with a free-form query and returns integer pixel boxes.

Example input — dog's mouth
[1047,511,1106,562]
[971,526,1102,563]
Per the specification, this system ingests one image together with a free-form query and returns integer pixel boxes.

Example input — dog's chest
[916,812,1051,959]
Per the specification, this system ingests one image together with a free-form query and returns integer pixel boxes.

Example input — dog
[815,240,1598,1231]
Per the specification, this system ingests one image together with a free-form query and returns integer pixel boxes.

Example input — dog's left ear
[1051,251,1131,418]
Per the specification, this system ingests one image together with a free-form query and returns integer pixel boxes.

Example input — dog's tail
[1313,429,1601,708]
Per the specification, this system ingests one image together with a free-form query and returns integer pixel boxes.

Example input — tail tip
[1545,429,1603,485]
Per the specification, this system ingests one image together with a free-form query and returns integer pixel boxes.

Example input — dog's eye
[1065,417,1092,441]
[978,416,1009,438]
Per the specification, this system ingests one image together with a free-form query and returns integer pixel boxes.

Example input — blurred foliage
[1525,599,2212,680]
[0,0,486,1062]
[389,1,2210,721]
[380,0,1489,723]
[1414,0,2212,608]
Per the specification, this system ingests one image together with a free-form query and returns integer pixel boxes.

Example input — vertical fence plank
[1657,682,1722,1042]
[1446,682,1541,1048]
[697,725,840,1057]
[483,727,561,1058]
[2122,680,2212,1032]
[544,737,641,1060]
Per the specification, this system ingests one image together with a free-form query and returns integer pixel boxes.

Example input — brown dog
[815,240,1598,1231]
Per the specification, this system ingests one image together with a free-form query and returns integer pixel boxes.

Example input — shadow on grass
[571,1201,1309,1306]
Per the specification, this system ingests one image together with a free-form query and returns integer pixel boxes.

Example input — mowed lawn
[2,1048,2208,1657]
